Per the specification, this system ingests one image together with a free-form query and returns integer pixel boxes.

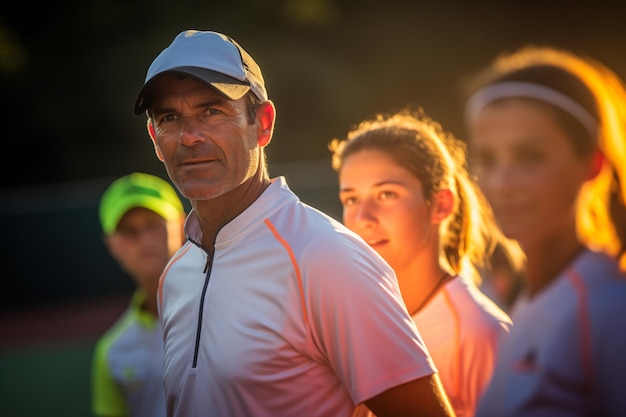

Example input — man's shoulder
[269,197,346,234]
[269,199,383,261]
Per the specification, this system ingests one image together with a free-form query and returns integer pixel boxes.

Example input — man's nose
[178,117,207,146]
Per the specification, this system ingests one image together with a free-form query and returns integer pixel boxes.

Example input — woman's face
[339,149,440,272]
[468,99,592,247]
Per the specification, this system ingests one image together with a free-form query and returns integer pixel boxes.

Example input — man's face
[148,75,262,201]
[106,207,182,293]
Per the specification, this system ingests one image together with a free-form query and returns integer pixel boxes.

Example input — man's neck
[193,175,272,250]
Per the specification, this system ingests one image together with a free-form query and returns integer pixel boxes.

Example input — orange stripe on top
[442,287,462,397]
[264,219,309,328]
[567,269,593,394]
[158,244,193,310]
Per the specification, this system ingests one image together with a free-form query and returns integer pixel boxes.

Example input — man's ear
[147,118,165,162]
[257,101,276,147]
[431,189,454,224]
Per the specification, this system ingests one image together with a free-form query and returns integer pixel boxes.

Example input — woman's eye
[517,149,543,164]
[341,196,357,206]
[471,152,494,170]
[379,191,397,200]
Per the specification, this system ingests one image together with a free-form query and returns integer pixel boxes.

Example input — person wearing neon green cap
[91,172,186,417]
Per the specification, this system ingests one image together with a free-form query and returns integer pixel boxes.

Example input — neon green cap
[99,172,184,235]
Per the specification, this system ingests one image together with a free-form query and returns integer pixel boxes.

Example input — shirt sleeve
[301,231,437,404]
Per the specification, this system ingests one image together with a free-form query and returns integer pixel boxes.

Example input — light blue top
[476,249,626,417]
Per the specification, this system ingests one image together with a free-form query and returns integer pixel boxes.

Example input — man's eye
[206,108,222,116]
[116,227,140,238]
[156,114,177,124]
[341,196,357,206]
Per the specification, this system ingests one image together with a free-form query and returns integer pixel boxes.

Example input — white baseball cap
[134,30,268,114]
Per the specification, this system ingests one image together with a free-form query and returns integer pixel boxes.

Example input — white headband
[465,81,598,136]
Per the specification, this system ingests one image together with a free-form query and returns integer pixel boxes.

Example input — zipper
[192,248,214,368]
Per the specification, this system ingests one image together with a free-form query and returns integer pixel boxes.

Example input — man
[91,172,186,417]
[134,29,455,417]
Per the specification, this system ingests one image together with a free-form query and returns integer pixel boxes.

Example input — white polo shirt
[158,177,436,417]
[476,249,626,417]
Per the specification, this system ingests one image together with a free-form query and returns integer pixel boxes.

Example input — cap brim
[102,195,183,235]
[134,66,251,115]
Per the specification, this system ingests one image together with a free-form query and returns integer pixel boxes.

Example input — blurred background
[1,1,625,415]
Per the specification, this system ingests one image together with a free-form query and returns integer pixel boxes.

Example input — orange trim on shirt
[567,268,593,394]
[264,219,309,328]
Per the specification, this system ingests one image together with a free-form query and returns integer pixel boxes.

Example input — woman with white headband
[463,45,626,417]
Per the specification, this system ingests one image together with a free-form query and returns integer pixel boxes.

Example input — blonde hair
[329,107,524,283]
[465,46,626,270]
